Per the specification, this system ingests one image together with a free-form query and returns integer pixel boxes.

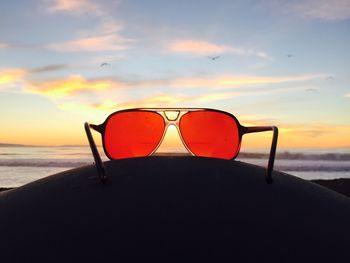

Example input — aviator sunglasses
[85,108,278,184]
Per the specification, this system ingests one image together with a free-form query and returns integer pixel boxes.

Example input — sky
[0,0,349,150]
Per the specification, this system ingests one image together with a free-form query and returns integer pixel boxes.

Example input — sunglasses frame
[85,108,278,184]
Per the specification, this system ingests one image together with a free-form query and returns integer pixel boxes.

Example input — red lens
[104,111,165,159]
[179,111,240,159]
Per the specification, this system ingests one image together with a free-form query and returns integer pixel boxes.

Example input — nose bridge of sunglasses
[153,124,189,154]
[164,110,180,121]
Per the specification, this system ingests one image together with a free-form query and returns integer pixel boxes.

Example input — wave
[274,165,350,172]
[0,159,91,168]
[238,152,350,161]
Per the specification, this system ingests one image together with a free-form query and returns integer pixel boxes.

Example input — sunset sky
[0,0,349,150]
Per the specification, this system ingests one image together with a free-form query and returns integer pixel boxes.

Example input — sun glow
[155,125,188,153]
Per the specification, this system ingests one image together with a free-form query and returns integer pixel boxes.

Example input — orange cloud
[47,34,130,52]
[0,68,27,86]
[36,91,244,118]
[26,75,117,97]
[22,72,324,104]
[23,73,324,102]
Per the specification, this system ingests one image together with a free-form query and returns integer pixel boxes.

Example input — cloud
[19,72,325,119]
[169,40,229,55]
[25,75,117,97]
[104,73,322,90]
[24,73,323,99]
[0,65,68,89]
[265,0,350,21]
[168,39,272,59]
[295,0,350,21]
[44,0,132,53]
[169,74,323,88]
[46,17,131,53]
[0,66,72,91]
[46,0,104,16]
[256,52,270,59]
[93,95,186,111]
[241,120,350,148]
[293,124,333,137]
[47,34,131,52]
[101,73,321,91]
[280,123,350,147]
[29,64,68,73]
[193,92,240,103]
[255,121,345,139]
[91,91,251,112]
[0,42,8,48]
[94,18,124,35]
[345,93,350,98]
[0,69,27,87]
[50,91,243,119]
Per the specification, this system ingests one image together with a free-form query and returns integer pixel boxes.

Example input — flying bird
[207,56,220,60]
[100,62,110,67]
[287,54,293,58]
[326,76,334,80]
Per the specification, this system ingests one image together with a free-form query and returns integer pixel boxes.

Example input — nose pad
[154,125,188,154]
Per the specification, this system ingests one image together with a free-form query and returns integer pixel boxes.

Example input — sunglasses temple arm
[84,122,107,183]
[244,126,279,184]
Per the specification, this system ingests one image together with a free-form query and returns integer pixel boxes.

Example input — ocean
[1,146,350,188]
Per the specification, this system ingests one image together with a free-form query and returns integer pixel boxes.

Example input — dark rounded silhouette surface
[0,157,349,262]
